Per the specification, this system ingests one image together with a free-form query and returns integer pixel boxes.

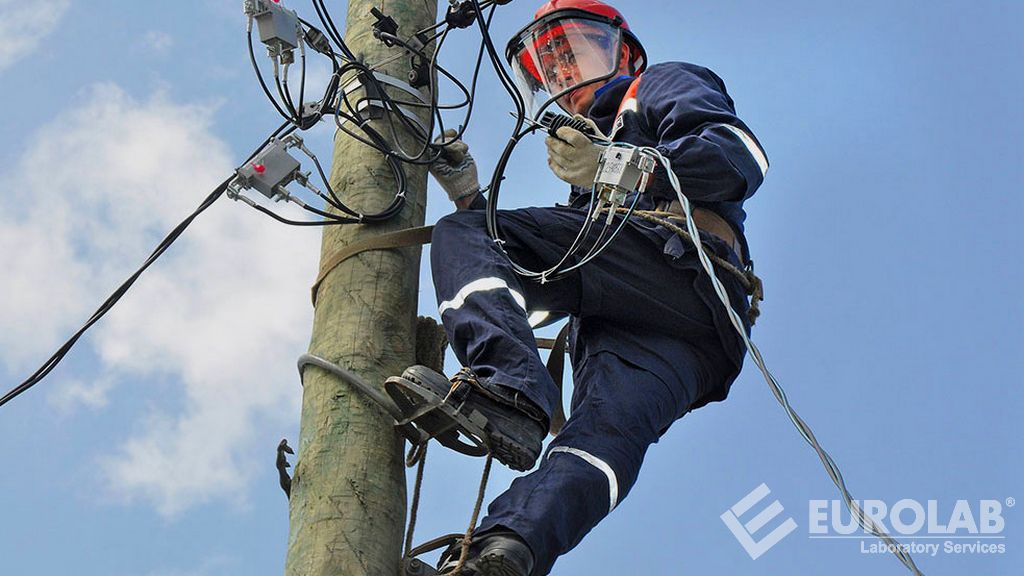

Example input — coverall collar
[586,74,634,133]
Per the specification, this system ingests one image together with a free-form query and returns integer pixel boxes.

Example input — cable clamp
[445,0,478,29]
[341,70,430,105]
[370,7,400,46]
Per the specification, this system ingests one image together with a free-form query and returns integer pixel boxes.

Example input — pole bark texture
[285,1,438,575]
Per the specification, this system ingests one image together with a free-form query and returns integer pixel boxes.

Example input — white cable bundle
[639,146,925,576]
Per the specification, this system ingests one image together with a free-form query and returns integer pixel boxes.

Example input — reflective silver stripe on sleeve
[549,446,619,512]
[438,277,527,316]
[718,123,769,177]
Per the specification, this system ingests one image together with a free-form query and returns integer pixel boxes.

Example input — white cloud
[143,30,174,54]
[48,377,115,413]
[0,83,318,516]
[0,0,71,72]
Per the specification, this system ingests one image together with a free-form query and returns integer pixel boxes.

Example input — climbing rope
[451,453,493,576]
[404,443,429,558]
[402,441,494,576]
[621,208,764,324]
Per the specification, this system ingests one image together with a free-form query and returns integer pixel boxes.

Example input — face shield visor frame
[505,10,626,118]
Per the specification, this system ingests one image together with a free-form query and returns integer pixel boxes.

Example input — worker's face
[531,24,623,114]
[556,44,633,115]
[509,18,633,117]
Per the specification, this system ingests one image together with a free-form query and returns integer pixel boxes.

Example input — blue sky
[0,1,1021,575]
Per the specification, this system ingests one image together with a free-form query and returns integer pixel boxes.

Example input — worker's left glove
[430,129,481,203]
[545,115,605,188]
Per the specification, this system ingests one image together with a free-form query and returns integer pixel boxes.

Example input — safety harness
[611,75,748,263]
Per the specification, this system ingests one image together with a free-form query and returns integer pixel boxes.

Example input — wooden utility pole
[285,1,439,575]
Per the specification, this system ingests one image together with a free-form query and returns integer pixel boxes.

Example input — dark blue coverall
[431,62,768,575]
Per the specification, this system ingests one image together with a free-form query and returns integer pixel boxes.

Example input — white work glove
[430,129,481,203]
[545,115,606,188]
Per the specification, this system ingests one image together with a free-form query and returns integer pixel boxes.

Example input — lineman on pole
[409,1,769,573]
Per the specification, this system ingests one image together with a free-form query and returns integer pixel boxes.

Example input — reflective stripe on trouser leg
[475,348,710,575]
[439,277,527,316]
[548,446,618,513]
[429,210,570,417]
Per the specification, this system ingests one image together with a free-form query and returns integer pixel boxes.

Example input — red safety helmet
[532,0,646,73]
[506,0,647,114]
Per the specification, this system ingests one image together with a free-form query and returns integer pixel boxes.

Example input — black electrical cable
[313,0,355,61]
[0,122,293,409]
[309,0,342,49]
[276,61,299,119]
[470,0,528,247]
[296,6,480,169]
[553,191,642,279]
[248,202,360,226]
[0,181,227,409]
[8,0,527,407]
[424,9,491,152]
[299,19,344,131]
[248,23,295,122]
[321,12,482,165]
[331,62,429,162]
[298,44,307,121]
[374,30,457,163]
[478,9,641,281]
[307,151,358,215]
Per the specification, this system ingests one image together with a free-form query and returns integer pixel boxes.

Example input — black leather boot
[437,530,535,576]
[401,365,546,471]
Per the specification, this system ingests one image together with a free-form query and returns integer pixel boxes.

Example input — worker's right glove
[430,129,481,203]
[545,116,605,188]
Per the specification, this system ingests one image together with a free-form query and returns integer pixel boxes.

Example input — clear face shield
[506,13,624,118]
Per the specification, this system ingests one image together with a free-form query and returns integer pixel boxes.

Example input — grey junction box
[236,140,302,199]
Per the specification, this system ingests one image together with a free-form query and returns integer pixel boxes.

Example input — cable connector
[283,133,314,158]
[303,25,333,56]
[593,146,656,223]
[540,112,598,139]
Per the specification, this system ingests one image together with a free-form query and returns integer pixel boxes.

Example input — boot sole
[476,552,525,576]
[486,422,538,472]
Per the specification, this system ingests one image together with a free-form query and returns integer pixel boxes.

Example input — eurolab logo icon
[721,483,798,560]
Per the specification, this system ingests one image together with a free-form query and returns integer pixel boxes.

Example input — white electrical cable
[638,146,925,576]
